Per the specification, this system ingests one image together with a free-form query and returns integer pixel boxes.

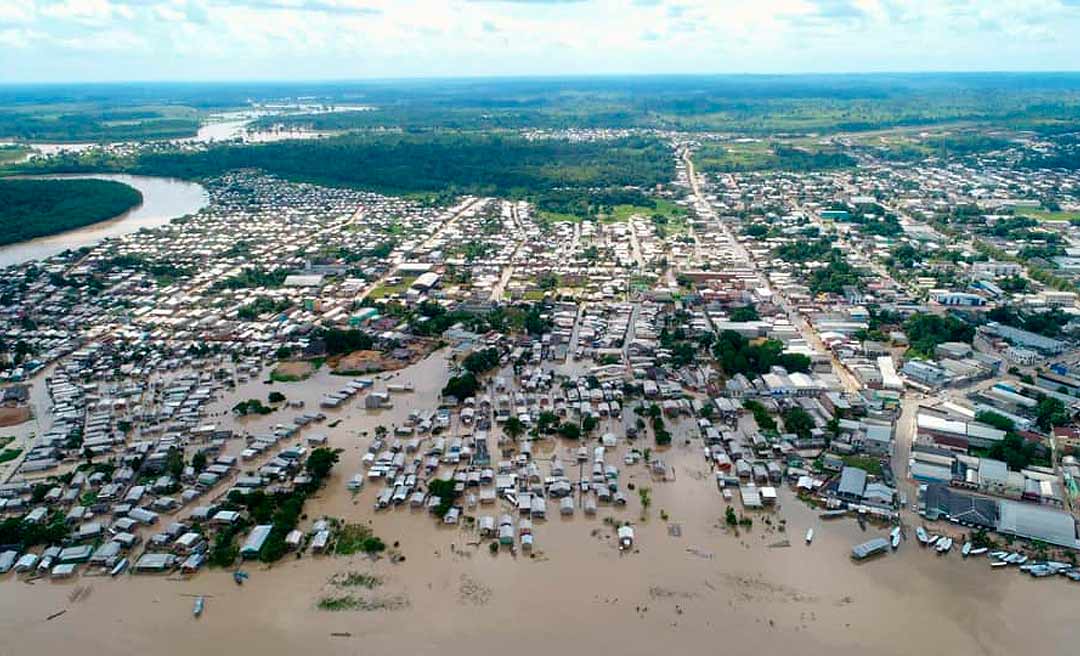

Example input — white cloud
[3,0,1080,80]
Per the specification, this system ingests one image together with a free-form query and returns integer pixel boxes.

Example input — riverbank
[0,178,143,247]
[0,174,208,268]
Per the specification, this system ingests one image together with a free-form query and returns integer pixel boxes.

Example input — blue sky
[2,0,1079,82]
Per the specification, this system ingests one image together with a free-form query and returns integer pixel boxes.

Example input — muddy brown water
[2,352,1077,655]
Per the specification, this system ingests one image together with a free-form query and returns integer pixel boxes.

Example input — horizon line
[5,70,1080,87]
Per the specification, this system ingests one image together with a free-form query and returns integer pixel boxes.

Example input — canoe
[110,558,128,577]
[193,596,205,618]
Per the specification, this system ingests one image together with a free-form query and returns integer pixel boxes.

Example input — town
[2,119,1080,607]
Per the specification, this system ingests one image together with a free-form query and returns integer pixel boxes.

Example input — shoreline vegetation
[0,178,143,246]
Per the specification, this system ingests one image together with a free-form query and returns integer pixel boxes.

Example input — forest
[30,133,675,199]
[0,178,142,246]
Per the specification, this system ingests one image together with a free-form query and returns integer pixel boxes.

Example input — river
[0,174,208,268]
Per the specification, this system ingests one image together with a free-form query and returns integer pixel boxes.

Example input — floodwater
[1,351,1077,655]
[0,174,208,268]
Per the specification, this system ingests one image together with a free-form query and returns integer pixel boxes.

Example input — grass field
[601,198,688,224]
[693,140,774,171]
[1019,210,1080,223]
[539,210,585,224]
[368,275,417,299]
[0,145,28,164]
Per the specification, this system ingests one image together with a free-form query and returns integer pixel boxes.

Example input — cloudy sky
[2,0,1079,82]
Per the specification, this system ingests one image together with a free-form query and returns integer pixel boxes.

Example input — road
[357,196,484,301]
[489,202,525,301]
[683,148,861,393]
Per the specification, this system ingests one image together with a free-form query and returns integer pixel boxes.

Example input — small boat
[968,547,988,556]
[890,527,901,550]
[927,534,940,547]
[805,529,814,545]
[916,527,929,544]
[233,570,249,585]
[110,558,129,577]
[193,596,205,617]
[961,542,972,558]
[820,510,847,520]
[991,561,1009,568]
[936,537,953,554]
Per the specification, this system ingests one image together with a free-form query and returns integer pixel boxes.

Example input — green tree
[305,447,341,482]
[557,422,581,440]
[781,407,815,439]
[504,416,525,441]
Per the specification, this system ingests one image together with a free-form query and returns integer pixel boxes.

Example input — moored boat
[110,558,128,577]
[193,596,205,617]
[969,547,988,556]
[851,537,891,561]
[890,526,901,550]
[916,527,929,544]
[962,542,972,558]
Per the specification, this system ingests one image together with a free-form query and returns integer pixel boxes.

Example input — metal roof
[998,500,1079,549]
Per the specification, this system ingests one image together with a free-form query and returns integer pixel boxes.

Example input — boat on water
[233,570,249,585]
[890,527,901,549]
[110,558,128,577]
[851,537,891,561]
[820,510,847,520]
[927,534,940,547]
[805,529,814,545]
[991,561,1009,568]
[968,547,988,556]
[916,527,929,544]
[962,542,972,558]
[193,596,205,617]
[936,537,953,554]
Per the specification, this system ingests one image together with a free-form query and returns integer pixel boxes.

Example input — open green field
[601,198,688,224]
[694,140,855,173]
[368,275,417,300]
[539,210,584,224]
[1018,210,1080,223]
[0,145,28,164]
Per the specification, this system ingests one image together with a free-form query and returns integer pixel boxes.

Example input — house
[835,466,867,502]
[241,524,273,558]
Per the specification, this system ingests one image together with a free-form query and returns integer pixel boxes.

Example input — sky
[2,0,1080,82]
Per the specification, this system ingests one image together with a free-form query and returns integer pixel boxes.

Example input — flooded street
[1,351,1076,656]
[0,174,208,268]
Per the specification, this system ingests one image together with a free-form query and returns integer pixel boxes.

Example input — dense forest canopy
[0,179,142,246]
[26,133,675,199]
